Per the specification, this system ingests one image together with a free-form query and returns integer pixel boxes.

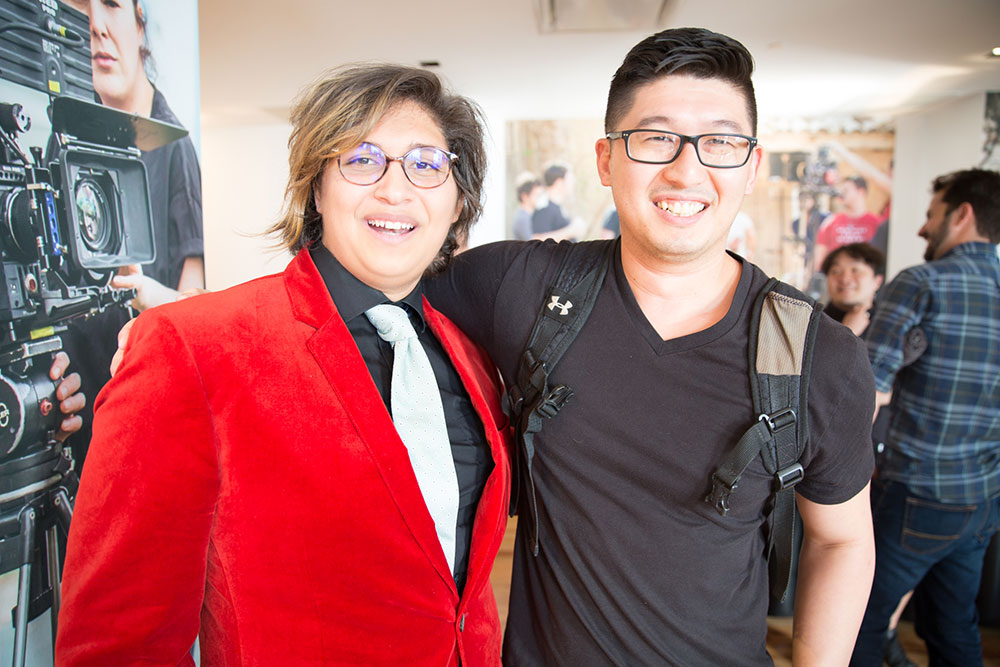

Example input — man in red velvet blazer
[56,66,509,665]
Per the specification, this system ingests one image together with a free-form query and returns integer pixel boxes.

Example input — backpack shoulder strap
[508,240,616,555]
[705,277,822,601]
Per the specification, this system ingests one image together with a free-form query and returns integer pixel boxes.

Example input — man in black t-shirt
[426,28,876,665]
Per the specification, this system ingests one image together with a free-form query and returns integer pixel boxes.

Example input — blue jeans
[851,479,1000,666]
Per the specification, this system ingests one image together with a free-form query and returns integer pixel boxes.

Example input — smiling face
[825,253,882,311]
[82,0,146,109]
[597,75,762,268]
[315,101,461,301]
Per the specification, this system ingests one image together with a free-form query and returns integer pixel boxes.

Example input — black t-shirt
[823,302,890,450]
[142,88,204,289]
[530,201,570,235]
[426,239,875,665]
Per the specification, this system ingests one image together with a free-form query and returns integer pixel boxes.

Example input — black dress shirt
[310,245,493,594]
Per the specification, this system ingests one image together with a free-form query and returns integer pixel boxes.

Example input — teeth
[368,219,414,232]
[657,200,706,217]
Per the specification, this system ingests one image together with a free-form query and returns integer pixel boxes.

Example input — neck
[381,280,420,303]
[102,77,155,116]
[619,239,742,341]
[839,301,871,314]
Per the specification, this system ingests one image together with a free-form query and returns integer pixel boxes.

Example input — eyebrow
[634,116,747,134]
[360,140,445,153]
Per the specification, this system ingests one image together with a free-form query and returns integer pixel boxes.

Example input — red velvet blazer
[56,250,511,666]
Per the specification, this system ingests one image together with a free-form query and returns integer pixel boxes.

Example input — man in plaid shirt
[852,168,1000,666]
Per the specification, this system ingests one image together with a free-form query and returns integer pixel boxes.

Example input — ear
[949,201,976,233]
[312,181,323,212]
[596,137,613,187]
[743,145,764,195]
[874,274,884,290]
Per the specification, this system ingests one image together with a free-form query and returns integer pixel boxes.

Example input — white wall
[201,120,293,290]
[888,93,987,279]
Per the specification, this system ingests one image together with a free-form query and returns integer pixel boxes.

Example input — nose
[658,140,704,185]
[89,5,109,37]
[373,159,414,204]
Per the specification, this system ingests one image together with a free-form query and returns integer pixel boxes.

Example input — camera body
[0,0,181,459]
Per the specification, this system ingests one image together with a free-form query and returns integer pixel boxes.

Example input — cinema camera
[0,0,185,661]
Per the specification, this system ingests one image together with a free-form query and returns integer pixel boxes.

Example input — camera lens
[74,179,112,252]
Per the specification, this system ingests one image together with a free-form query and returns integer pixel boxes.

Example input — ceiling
[197,0,1000,132]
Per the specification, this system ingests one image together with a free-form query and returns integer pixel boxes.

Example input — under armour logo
[547,295,573,316]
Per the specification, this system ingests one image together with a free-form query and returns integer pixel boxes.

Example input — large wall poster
[983,92,1000,171]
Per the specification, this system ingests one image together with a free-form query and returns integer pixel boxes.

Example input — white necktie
[365,304,459,574]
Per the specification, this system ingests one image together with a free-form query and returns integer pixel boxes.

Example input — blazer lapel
[285,251,457,592]
[423,297,511,597]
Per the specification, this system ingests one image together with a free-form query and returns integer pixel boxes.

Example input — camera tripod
[0,447,75,667]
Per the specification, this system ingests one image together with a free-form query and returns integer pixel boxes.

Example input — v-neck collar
[612,248,754,356]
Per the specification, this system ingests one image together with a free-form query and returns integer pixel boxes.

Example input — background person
[852,168,1000,666]
[56,64,510,665]
[820,242,884,336]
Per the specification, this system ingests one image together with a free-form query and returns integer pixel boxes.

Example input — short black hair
[605,27,757,135]
[844,175,868,193]
[820,242,885,276]
[543,164,568,187]
[517,178,540,200]
[932,169,1000,243]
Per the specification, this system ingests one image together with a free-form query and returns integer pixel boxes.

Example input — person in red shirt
[814,176,882,272]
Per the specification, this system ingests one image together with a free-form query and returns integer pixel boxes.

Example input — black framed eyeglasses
[338,142,459,188]
[606,129,757,168]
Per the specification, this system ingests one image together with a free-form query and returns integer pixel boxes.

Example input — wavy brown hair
[269,64,488,274]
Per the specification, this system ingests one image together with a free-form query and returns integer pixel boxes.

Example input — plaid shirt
[866,242,1000,504]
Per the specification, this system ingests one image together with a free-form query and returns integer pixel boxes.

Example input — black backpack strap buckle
[759,407,796,434]
[775,463,804,491]
[534,384,574,419]
[706,473,738,517]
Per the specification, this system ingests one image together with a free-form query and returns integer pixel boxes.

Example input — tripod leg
[46,525,60,652]
[53,487,72,526]
[12,509,36,667]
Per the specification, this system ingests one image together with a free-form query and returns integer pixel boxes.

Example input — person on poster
[512,172,543,240]
[530,163,586,241]
[59,0,205,466]
[56,64,510,664]
[813,176,882,271]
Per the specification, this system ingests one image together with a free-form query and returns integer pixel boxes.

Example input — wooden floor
[489,518,1000,665]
